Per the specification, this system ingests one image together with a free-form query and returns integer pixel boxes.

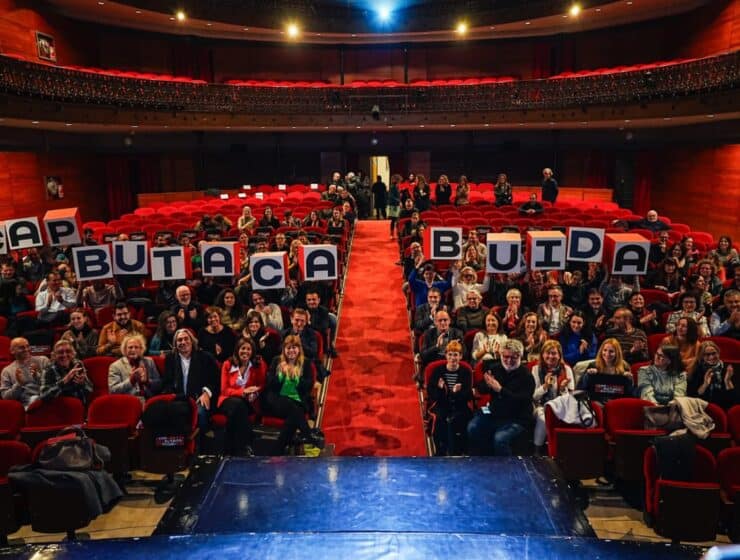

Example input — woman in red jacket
[217,337,266,456]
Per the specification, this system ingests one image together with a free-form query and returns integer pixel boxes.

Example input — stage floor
[1,456,711,559]
[155,456,594,537]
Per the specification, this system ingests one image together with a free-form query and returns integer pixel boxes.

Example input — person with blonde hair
[531,340,574,449]
[688,341,737,409]
[109,334,161,398]
[577,338,633,404]
[264,335,323,453]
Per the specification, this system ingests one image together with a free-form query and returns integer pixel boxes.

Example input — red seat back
[0,400,25,437]
[87,394,143,433]
[604,398,657,434]
[25,397,85,428]
[83,356,117,402]
[0,440,32,476]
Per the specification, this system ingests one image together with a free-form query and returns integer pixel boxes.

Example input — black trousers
[264,393,310,452]
[218,397,254,455]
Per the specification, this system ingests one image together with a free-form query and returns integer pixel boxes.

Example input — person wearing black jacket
[162,328,220,435]
[426,341,473,456]
[467,339,535,455]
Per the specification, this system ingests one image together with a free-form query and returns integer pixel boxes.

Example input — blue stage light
[378,6,391,22]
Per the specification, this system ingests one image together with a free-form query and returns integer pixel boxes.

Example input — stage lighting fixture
[378,6,391,21]
[287,23,300,39]
[371,105,381,120]
[569,4,581,17]
[176,10,186,22]
[456,22,468,35]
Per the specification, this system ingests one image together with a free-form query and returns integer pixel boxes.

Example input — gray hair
[501,339,524,357]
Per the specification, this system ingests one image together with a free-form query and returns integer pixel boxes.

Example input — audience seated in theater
[413,288,447,334]
[581,289,609,339]
[0,261,24,318]
[462,244,485,272]
[387,174,402,238]
[523,269,550,309]
[326,206,347,236]
[408,263,453,309]
[454,175,469,206]
[413,174,431,212]
[419,310,465,370]
[605,308,649,364]
[35,271,76,326]
[79,279,124,311]
[281,210,301,229]
[259,206,280,230]
[338,187,357,213]
[172,285,206,332]
[667,243,691,280]
[218,337,266,456]
[1,337,48,408]
[649,231,672,266]
[685,273,714,316]
[304,289,337,357]
[194,214,215,232]
[148,311,179,356]
[576,338,634,404]
[21,248,44,283]
[214,288,246,331]
[452,265,490,310]
[398,197,417,219]
[661,316,701,374]
[455,289,488,333]
[531,340,574,450]
[519,193,544,215]
[514,312,548,362]
[636,344,687,405]
[470,310,508,366]
[537,285,572,337]
[710,289,740,339]
[709,235,739,275]
[198,306,237,363]
[303,209,325,228]
[403,242,426,280]
[281,308,321,370]
[559,311,597,366]
[696,259,724,297]
[722,267,740,299]
[467,339,534,456]
[156,279,180,308]
[40,339,93,405]
[494,173,513,207]
[108,334,162,399]
[195,276,222,307]
[400,210,425,239]
[342,201,357,225]
[264,335,323,453]
[624,291,661,335]
[665,292,710,338]
[681,235,701,269]
[435,174,452,206]
[241,310,281,365]
[600,274,634,315]
[60,308,100,359]
[616,209,671,232]
[540,168,559,204]
[688,341,738,410]
[646,257,683,295]
[500,288,527,337]
[426,340,473,456]
[97,302,147,357]
[461,230,487,263]
[237,205,257,234]
[162,328,220,442]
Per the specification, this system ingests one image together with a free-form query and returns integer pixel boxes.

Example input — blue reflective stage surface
[0,533,708,560]
[156,456,593,537]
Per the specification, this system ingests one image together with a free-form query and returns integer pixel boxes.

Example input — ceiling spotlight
[175,10,186,21]
[456,22,468,35]
[569,4,581,17]
[378,6,391,22]
[287,23,300,39]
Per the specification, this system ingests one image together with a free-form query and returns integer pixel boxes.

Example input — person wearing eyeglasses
[467,339,535,456]
[688,341,737,409]
[537,285,573,337]
[636,344,687,405]
[40,340,93,405]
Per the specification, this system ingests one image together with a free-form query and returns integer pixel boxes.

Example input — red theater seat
[0,401,24,440]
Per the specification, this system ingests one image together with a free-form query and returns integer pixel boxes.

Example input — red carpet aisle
[322,220,427,456]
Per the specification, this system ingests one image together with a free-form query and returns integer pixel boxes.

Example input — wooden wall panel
[648,144,740,239]
[0,152,107,224]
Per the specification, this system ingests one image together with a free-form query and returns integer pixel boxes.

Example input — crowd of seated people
[0,193,355,459]
[398,169,740,457]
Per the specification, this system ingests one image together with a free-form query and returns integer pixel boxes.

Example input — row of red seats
[548,57,701,80]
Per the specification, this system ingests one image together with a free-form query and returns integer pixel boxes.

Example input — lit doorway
[370,156,390,188]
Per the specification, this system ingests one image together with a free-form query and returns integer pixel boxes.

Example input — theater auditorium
[0,0,739,558]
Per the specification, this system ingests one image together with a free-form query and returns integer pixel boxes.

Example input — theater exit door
[370,156,390,187]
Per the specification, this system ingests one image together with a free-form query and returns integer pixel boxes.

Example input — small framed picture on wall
[35,31,56,62]
[44,176,64,199]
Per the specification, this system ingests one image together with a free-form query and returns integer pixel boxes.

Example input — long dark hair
[659,344,684,375]
[231,337,258,369]
[560,310,593,341]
